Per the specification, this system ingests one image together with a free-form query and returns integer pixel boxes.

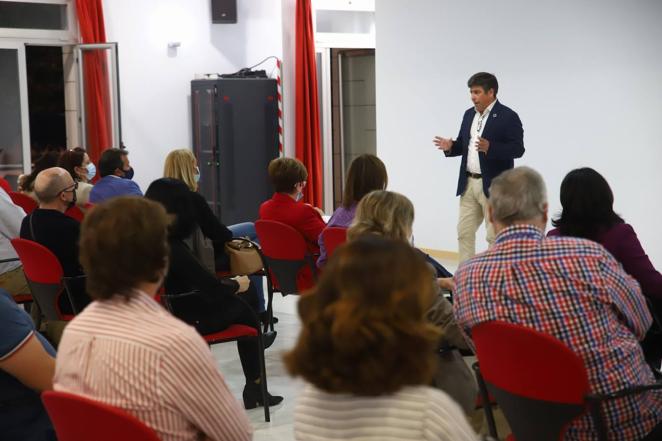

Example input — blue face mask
[194,171,201,183]
[86,162,97,181]
[295,191,304,202]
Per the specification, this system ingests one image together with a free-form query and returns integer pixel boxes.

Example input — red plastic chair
[42,391,160,441]
[255,220,318,295]
[0,176,12,193]
[161,291,272,422]
[10,238,75,321]
[321,227,347,260]
[9,191,38,214]
[472,321,662,441]
[64,205,85,222]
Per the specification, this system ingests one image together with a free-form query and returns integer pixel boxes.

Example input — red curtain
[76,0,112,165]
[295,0,322,207]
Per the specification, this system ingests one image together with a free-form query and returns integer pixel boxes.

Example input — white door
[74,42,122,149]
[0,42,31,184]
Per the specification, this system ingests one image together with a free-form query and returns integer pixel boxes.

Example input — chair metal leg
[257,334,270,422]
[473,363,498,439]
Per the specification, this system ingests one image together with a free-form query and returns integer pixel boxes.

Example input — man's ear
[488,204,495,225]
[541,202,549,225]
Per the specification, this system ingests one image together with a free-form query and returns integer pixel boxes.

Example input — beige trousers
[457,177,495,263]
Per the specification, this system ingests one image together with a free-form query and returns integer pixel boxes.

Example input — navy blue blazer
[445,100,524,197]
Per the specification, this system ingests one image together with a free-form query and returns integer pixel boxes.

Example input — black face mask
[122,167,134,180]
[68,190,77,210]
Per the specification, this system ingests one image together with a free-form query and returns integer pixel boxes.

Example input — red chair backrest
[0,176,12,194]
[64,205,85,222]
[321,227,347,259]
[9,191,38,214]
[473,321,590,404]
[42,391,160,441]
[11,238,63,284]
[255,219,316,293]
[255,219,309,260]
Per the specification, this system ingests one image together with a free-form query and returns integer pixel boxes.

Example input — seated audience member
[54,197,253,441]
[57,148,95,206]
[548,167,662,298]
[18,151,61,201]
[548,167,662,367]
[88,148,142,203]
[20,167,81,277]
[453,166,662,441]
[259,157,326,254]
[347,190,474,412]
[0,288,56,441]
[284,236,477,441]
[317,154,387,267]
[20,167,83,318]
[0,187,28,298]
[145,178,282,409]
[348,190,453,284]
[162,149,269,309]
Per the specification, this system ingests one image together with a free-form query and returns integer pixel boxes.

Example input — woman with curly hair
[284,236,477,441]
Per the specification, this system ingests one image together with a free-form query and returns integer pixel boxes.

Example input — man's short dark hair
[98,148,126,177]
[468,72,498,96]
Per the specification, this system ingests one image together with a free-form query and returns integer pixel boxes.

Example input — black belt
[466,172,482,179]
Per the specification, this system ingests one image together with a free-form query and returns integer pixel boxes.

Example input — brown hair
[79,197,170,300]
[347,190,414,242]
[284,235,440,396]
[58,148,86,182]
[268,157,308,193]
[342,154,388,208]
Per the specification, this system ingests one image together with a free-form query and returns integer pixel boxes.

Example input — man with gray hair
[453,167,662,440]
[20,167,83,317]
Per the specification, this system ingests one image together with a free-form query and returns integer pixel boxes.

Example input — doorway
[330,48,376,209]
[26,45,67,163]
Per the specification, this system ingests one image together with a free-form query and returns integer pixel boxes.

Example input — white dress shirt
[466,100,497,174]
[0,189,26,274]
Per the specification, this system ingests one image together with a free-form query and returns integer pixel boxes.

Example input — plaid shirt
[454,224,662,441]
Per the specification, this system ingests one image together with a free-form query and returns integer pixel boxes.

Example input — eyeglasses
[58,182,78,195]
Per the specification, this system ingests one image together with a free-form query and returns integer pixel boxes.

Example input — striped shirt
[454,224,662,441]
[294,384,477,441]
[53,291,252,441]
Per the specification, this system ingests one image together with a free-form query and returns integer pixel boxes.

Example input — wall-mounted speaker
[211,0,237,24]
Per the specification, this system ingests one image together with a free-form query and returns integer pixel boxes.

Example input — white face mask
[295,191,304,202]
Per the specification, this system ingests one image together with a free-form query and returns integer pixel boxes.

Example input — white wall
[102,0,293,191]
[376,0,662,267]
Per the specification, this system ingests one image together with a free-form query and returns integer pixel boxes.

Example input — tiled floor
[208,256,509,441]
[211,302,303,441]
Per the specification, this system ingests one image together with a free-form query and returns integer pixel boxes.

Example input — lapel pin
[493,113,498,118]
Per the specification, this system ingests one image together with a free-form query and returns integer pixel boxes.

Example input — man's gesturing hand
[433,136,453,152]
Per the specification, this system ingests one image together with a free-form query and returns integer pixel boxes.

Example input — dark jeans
[169,283,261,383]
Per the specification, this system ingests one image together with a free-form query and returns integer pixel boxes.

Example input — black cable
[218,55,278,78]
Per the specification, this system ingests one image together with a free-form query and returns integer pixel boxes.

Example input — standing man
[433,72,524,263]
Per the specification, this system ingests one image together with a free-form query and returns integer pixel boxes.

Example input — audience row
[1,147,662,441]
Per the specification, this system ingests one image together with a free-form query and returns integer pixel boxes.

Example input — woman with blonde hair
[285,236,477,441]
[348,190,453,287]
[163,149,267,318]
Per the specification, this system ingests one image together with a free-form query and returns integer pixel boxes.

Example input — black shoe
[242,381,284,409]
[263,330,277,349]
[259,311,279,324]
